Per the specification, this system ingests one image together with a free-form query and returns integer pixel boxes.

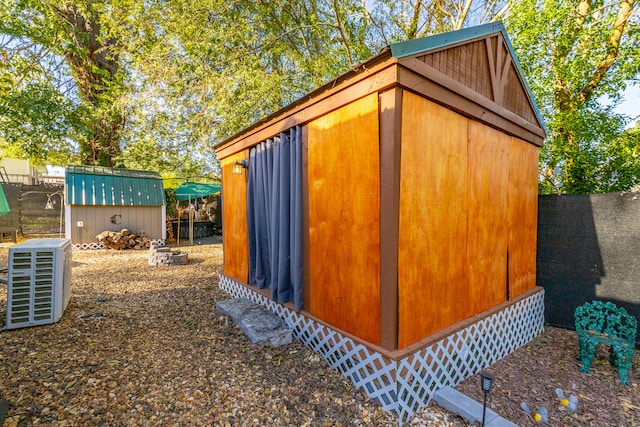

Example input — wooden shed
[214,22,546,419]
[64,166,166,248]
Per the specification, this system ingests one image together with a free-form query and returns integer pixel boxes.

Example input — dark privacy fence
[537,192,640,344]
[0,183,65,235]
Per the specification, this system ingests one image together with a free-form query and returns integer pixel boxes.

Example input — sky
[613,85,640,128]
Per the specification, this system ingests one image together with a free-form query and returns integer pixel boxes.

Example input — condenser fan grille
[7,247,61,328]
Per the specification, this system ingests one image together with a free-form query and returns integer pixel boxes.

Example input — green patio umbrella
[174,182,221,201]
[172,182,221,245]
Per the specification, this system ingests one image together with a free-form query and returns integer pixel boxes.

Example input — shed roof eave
[213,48,395,153]
[215,22,549,156]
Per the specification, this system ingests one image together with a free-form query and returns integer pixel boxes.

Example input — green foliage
[599,123,640,192]
[0,0,125,166]
[1,0,637,196]
[506,0,640,194]
[131,0,376,139]
[0,0,76,163]
[0,79,80,163]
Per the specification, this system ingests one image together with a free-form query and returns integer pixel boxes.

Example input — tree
[50,2,125,166]
[0,0,222,178]
[367,0,508,42]
[0,0,80,165]
[2,0,637,193]
[505,0,639,193]
[1,0,508,172]
[131,0,376,140]
[0,0,127,166]
[598,122,640,191]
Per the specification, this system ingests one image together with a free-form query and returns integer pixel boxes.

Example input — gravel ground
[3,239,637,426]
[458,326,640,426]
[0,241,468,427]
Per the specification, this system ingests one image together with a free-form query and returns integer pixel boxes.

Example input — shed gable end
[415,34,538,128]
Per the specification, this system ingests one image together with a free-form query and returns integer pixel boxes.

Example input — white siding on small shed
[68,205,164,244]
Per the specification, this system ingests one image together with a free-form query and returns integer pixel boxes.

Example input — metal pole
[189,195,193,245]
[482,391,487,427]
[58,193,63,238]
[177,207,181,244]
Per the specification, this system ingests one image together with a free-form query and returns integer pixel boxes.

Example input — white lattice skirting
[72,239,165,250]
[219,274,545,422]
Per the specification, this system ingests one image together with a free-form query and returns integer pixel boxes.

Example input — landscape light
[479,370,495,426]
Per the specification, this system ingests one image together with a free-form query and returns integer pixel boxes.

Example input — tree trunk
[52,3,124,167]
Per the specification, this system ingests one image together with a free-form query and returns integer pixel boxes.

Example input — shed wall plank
[420,39,493,101]
[398,92,468,348]
[508,137,539,297]
[465,121,509,317]
[68,205,163,243]
[307,93,381,345]
[504,65,537,124]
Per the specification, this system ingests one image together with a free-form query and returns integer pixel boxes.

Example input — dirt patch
[457,326,640,426]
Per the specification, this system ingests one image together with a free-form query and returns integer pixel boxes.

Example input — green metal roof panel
[390,21,548,135]
[65,165,165,206]
[390,22,504,58]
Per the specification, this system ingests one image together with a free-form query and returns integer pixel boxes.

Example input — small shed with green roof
[64,165,166,246]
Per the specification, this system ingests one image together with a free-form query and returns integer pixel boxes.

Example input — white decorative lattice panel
[72,242,105,250]
[219,275,544,423]
[72,239,165,250]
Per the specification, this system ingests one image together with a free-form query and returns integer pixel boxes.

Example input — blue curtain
[247,126,303,311]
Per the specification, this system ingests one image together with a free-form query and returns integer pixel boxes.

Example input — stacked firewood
[96,228,151,250]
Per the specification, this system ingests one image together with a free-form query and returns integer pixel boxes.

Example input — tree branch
[407,0,425,38]
[331,0,354,67]
[435,1,455,26]
[490,2,510,22]
[579,0,635,103]
[555,0,592,62]
[453,0,474,30]
[257,0,305,59]
[552,0,594,113]
[361,0,390,46]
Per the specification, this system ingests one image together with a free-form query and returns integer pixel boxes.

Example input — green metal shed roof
[65,165,166,206]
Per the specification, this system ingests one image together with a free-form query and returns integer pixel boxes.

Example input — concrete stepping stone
[216,298,293,346]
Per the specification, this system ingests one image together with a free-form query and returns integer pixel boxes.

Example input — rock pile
[148,243,188,266]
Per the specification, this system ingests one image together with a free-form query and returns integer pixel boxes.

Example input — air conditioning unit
[6,238,72,329]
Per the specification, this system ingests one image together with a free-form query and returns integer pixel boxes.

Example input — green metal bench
[575,301,637,385]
